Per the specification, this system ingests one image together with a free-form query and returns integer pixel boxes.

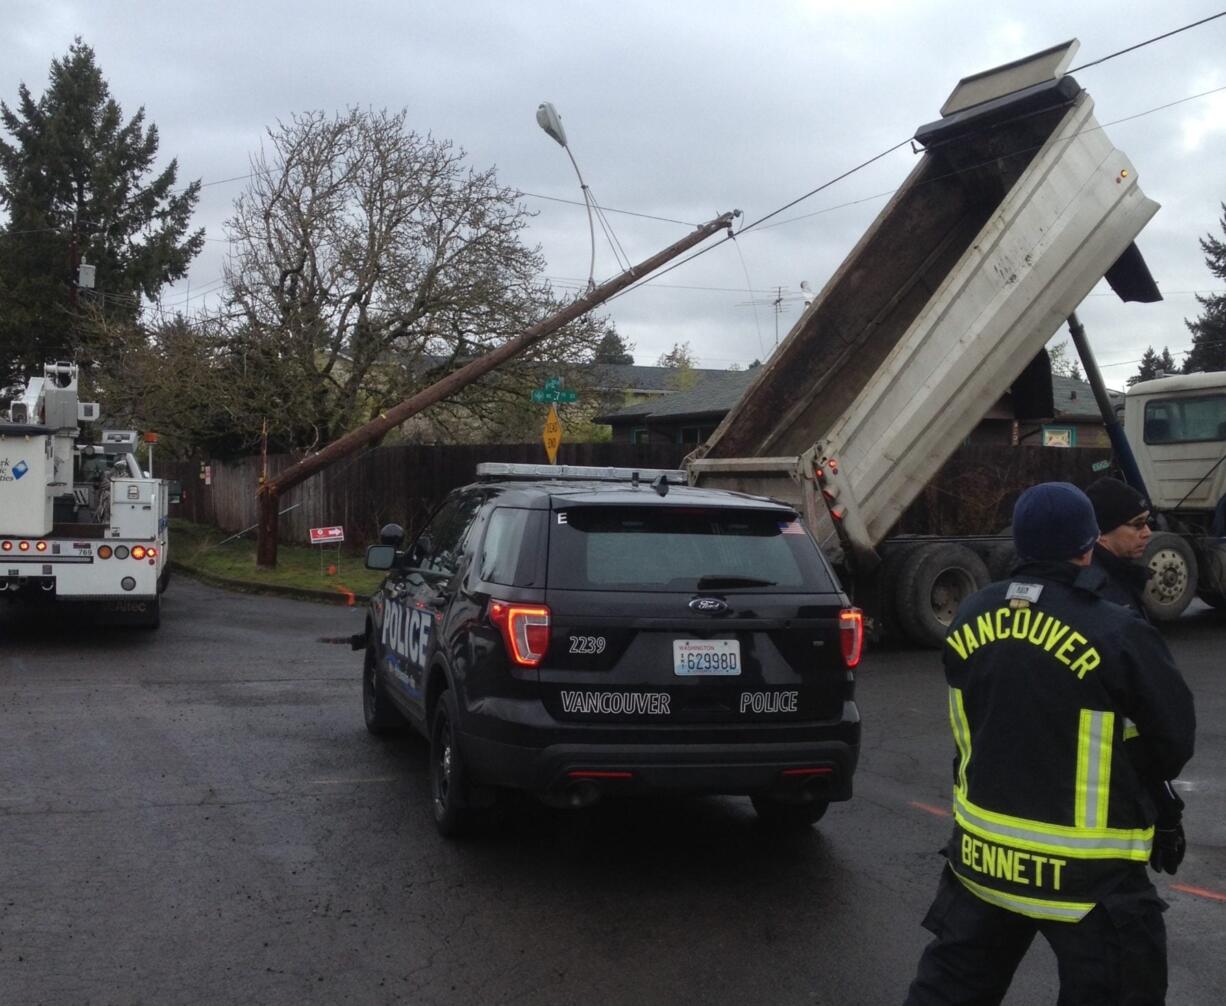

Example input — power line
[601,13,1226,301]
[1069,10,1226,72]
[752,83,1226,234]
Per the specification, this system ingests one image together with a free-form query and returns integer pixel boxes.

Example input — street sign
[310,525,345,544]
[531,388,578,403]
[544,376,562,392]
[542,404,563,464]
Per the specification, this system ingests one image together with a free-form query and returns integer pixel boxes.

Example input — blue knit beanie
[1012,482,1099,561]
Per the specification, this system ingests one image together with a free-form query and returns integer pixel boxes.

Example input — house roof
[594,369,757,423]
[588,363,730,394]
[597,370,1120,426]
[1051,374,1123,419]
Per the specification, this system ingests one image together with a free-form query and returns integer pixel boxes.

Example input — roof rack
[475,463,688,485]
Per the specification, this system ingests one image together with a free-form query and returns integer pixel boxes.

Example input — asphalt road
[0,579,1221,1005]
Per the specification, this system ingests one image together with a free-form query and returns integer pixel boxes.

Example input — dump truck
[0,362,169,627]
[688,40,1182,646]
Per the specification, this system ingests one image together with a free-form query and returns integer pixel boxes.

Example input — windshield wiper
[696,575,776,589]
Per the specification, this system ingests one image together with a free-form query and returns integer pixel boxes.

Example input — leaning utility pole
[255,210,739,567]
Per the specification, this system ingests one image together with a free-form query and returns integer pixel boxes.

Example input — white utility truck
[687,41,1209,645]
[1120,371,1226,619]
[0,362,168,627]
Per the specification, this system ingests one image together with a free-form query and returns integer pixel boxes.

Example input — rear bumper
[461,722,860,801]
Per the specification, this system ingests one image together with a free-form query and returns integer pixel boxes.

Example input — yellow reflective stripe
[1096,712,1113,828]
[1075,709,1115,829]
[948,687,971,793]
[954,871,1094,922]
[1123,718,1139,740]
[954,791,1152,860]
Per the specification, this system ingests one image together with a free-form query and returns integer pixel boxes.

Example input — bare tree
[222,108,602,452]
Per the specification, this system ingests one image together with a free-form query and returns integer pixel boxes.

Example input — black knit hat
[1013,482,1100,561]
[1084,477,1150,533]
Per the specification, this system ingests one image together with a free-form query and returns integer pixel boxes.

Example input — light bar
[476,463,688,484]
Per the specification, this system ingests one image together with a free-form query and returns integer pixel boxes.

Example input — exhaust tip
[566,780,602,808]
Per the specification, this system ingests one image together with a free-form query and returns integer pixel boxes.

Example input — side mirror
[167,480,182,504]
[366,544,397,570]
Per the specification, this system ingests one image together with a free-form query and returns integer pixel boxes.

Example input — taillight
[18,541,30,552]
[839,607,864,668]
[132,546,147,559]
[147,547,158,558]
[0,541,10,552]
[98,545,113,559]
[488,600,551,667]
[36,541,48,552]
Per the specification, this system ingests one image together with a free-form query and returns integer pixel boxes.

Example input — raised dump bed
[689,41,1162,644]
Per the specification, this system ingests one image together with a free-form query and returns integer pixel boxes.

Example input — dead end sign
[310,525,345,544]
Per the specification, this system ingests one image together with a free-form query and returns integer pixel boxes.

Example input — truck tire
[1141,533,1198,622]
[985,525,1016,581]
[896,543,990,648]
[876,541,924,642]
[1197,590,1226,610]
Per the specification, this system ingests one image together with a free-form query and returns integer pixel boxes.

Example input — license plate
[673,639,741,676]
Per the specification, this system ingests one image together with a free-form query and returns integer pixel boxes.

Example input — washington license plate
[673,639,741,676]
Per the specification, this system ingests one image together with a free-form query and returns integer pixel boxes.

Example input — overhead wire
[7,13,1223,342]
[1067,11,1226,72]
[601,12,1226,305]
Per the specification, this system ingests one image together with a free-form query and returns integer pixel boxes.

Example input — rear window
[547,505,837,592]
[479,507,545,587]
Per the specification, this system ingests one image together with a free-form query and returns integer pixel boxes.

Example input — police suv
[358,464,863,836]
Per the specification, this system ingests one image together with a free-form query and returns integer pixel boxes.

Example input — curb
[170,561,370,607]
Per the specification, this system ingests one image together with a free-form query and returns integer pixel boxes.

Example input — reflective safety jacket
[942,560,1195,922]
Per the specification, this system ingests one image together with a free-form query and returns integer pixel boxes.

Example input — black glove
[1150,822,1186,874]
[1149,780,1186,875]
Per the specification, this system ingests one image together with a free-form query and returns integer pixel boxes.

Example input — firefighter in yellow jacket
[905,482,1195,1005]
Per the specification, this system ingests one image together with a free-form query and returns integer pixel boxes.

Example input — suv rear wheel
[430,688,473,838]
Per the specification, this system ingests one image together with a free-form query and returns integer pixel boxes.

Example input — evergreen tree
[1128,346,1179,386]
[1183,203,1226,374]
[1129,346,1161,386]
[593,328,635,364]
[0,39,203,387]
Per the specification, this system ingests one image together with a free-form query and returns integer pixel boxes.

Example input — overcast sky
[5,2,1225,387]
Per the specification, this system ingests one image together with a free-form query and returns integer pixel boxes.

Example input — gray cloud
[4,1,1224,384]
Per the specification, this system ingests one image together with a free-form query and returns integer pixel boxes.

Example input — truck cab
[1124,371,1226,615]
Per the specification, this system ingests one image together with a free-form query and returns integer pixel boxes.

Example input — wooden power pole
[255,210,738,567]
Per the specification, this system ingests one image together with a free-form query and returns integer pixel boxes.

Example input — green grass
[170,519,386,599]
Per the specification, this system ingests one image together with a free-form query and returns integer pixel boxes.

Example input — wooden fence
[162,442,1113,550]
[161,442,689,549]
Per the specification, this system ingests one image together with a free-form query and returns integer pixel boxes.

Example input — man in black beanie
[1084,476,1153,616]
[905,482,1195,1005]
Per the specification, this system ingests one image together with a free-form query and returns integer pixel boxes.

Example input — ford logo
[689,597,728,614]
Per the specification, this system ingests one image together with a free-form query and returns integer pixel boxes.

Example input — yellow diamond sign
[542,404,563,463]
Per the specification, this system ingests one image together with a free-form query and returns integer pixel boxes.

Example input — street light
[537,101,597,291]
